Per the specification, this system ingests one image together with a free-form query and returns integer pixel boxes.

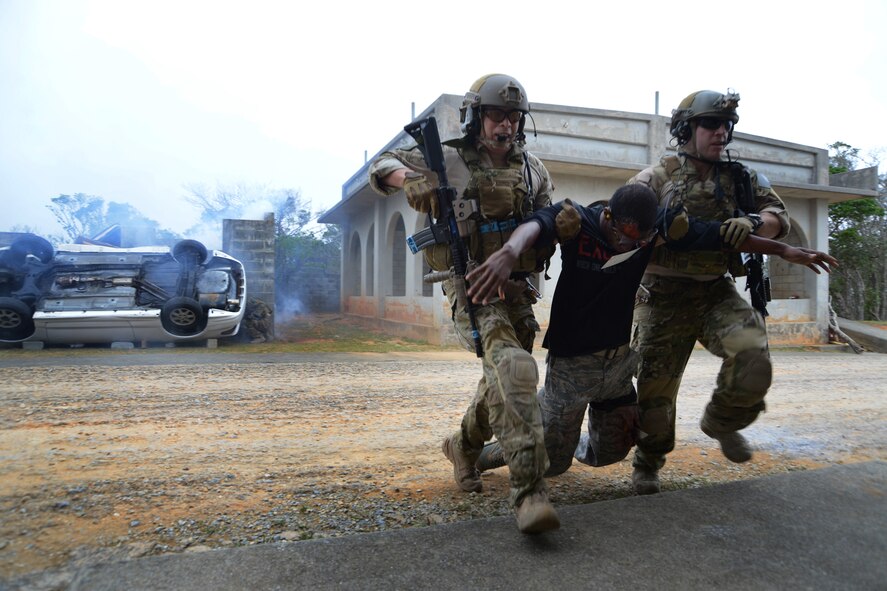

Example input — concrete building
[319,94,877,347]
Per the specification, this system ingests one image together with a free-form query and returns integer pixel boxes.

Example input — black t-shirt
[529,201,723,357]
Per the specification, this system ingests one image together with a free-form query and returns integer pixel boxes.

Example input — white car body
[0,236,246,345]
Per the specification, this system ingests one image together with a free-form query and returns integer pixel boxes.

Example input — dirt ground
[1,316,886,588]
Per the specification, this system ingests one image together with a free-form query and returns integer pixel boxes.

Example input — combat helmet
[670,89,740,145]
[460,73,529,141]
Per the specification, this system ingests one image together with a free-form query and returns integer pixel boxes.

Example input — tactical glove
[555,199,581,242]
[665,207,689,241]
[403,171,439,217]
[720,215,756,249]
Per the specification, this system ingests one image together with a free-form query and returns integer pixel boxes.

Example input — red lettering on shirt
[578,234,611,262]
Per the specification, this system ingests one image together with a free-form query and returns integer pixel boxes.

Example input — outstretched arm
[466,220,543,304]
[659,207,838,274]
[738,235,838,274]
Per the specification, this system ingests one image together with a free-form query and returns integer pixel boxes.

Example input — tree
[274,189,313,237]
[185,183,342,316]
[46,193,180,246]
[273,197,341,315]
[828,142,886,321]
[47,193,106,241]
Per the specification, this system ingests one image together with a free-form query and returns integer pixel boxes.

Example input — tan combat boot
[441,434,482,493]
[632,465,661,495]
[701,424,753,463]
[515,491,560,534]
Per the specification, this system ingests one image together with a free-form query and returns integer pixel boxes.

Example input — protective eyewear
[482,108,524,124]
[611,219,657,249]
[696,117,734,133]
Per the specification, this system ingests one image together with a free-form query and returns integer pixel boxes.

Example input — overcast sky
[2,0,885,240]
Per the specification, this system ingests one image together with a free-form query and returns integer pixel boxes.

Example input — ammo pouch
[651,246,744,277]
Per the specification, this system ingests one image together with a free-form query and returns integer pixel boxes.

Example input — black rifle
[403,116,484,357]
[730,164,771,317]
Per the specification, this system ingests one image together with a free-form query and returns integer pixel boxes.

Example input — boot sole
[518,510,561,534]
[633,482,661,495]
[701,426,753,463]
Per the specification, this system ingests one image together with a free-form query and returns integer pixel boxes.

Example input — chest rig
[423,144,551,274]
[650,155,746,276]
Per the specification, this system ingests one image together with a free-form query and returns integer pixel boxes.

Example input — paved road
[67,461,887,591]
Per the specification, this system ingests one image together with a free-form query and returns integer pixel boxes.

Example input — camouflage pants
[475,349,639,476]
[631,275,772,471]
[542,349,639,475]
[246,318,272,340]
[445,280,547,507]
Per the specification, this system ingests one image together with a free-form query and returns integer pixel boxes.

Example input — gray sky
[2,0,885,240]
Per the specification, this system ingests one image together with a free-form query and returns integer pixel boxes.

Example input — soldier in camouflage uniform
[466,186,833,482]
[626,89,791,495]
[368,74,559,533]
[244,297,273,344]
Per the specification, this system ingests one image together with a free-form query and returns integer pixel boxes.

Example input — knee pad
[639,405,671,437]
[496,348,538,393]
[733,349,772,395]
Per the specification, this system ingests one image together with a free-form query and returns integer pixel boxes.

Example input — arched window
[366,225,375,297]
[391,216,406,296]
[347,232,361,296]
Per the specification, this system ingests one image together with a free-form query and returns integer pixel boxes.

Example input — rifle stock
[404,117,484,357]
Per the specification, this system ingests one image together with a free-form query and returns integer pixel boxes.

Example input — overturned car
[0,234,246,345]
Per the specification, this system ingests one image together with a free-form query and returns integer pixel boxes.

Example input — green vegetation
[828,141,886,321]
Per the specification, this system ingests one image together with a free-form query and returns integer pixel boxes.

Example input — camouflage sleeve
[525,152,555,209]
[367,146,432,196]
[750,169,790,240]
[627,166,668,204]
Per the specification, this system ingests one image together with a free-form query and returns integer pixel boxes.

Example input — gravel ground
[1,345,885,590]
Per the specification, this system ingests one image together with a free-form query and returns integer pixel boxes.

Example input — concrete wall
[280,254,340,314]
[223,213,275,310]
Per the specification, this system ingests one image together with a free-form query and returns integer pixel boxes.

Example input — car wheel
[172,240,209,267]
[0,297,35,342]
[160,296,207,336]
[11,234,55,264]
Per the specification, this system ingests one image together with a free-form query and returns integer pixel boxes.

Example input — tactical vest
[423,144,554,273]
[649,156,746,277]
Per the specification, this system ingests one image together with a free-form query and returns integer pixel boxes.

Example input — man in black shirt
[466,184,836,478]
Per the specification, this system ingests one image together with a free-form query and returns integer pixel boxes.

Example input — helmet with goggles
[670,89,740,145]
[460,74,529,140]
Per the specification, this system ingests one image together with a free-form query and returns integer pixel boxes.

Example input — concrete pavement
[838,318,887,353]
[66,461,886,591]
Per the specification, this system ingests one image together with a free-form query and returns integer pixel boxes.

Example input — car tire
[11,234,55,264]
[0,297,35,342]
[172,240,209,267]
[160,296,207,336]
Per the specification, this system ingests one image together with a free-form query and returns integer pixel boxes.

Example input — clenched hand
[403,172,438,217]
